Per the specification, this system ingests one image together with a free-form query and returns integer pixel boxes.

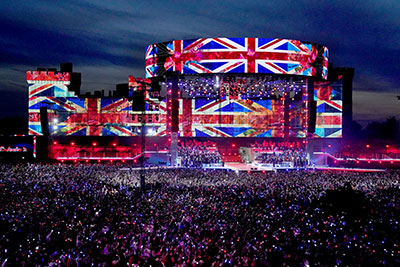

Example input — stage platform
[313,166,386,172]
[120,164,386,173]
[224,162,274,172]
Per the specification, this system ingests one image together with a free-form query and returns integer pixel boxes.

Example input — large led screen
[314,77,343,138]
[28,71,166,136]
[29,97,167,136]
[288,98,308,138]
[145,37,328,79]
[28,70,334,138]
[179,98,284,137]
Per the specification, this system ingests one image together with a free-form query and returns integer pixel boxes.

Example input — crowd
[251,140,305,150]
[178,140,222,167]
[0,163,400,266]
[255,147,308,167]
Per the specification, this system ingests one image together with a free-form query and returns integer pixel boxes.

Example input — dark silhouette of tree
[348,120,363,139]
[0,117,27,136]
[364,117,398,140]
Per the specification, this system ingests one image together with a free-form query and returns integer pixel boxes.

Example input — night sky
[1,0,399,126]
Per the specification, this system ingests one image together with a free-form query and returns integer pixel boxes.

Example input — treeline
[350,117,399,140]
[0,117,27,136]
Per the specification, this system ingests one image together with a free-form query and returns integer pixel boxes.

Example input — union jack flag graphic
[27,72,166,136]
[27,71,75,98]
[314,78,343,138]
[145,38,328,79]
[29,96,167,136]
[179,98,284,137]
[288,90,309,138]
[27,71,70,82]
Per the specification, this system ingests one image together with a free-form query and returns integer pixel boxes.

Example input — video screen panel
[29,97,166,136]
[288,101,308,138]
[28,71,336,139]
[146,37,328,80]
[314,77,343,138]
[179,98,284,137]
[28,72,166,137]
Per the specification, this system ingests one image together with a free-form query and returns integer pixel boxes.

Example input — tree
[0,117,27,136]
[364,117,398,140]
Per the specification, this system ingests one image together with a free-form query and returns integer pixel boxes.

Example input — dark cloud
[0,0,399,121]
[0,90,27,119]
[0,16,145,67]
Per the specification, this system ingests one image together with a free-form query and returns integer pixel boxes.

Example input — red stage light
[85,160,89,163]
[328,144,332,148]
[71,142,75,146]
[386,145,390,148]
[231,144,236,147]
[122,160,125,163]
[61,160,64,163]
[98,160,101,163]
[74,160,77,163]
[366,144,370,148]
[112,143,117,146]
[92,142,97,146]
[53,141,57,145]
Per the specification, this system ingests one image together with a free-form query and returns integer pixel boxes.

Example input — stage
[119,163,386,173]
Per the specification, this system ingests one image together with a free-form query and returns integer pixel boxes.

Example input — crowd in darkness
[1,163,400,266]
[178,140,222,167]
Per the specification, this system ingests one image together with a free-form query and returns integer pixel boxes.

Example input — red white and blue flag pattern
[179,98,284,137]
[314,77,343,138]
[28,71,166,136]
[145,38,328,79]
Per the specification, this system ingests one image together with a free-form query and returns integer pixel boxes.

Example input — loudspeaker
[171,99,179,132]
[131,91,146,111]
[308,101,317,134]
[40,107,49,136]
